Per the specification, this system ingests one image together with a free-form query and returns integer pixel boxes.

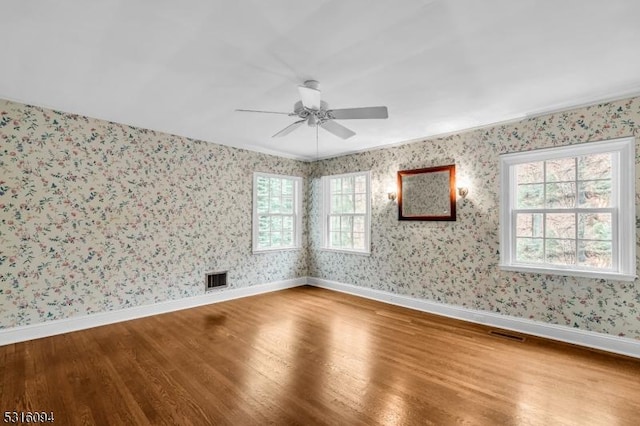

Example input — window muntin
[253,173,302,252]
[500,138,635,281]
[513,154,615,268]
[322,171,371,254]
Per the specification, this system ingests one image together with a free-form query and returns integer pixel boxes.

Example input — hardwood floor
[2,286,639,425]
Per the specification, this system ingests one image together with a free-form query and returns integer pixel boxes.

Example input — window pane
[516,162,544,184]
[258,233,270,248]
[355,175,367,193]
[355,194,366,213]
[330,216,340,231]
[269,178,281,195]
[516,238,544,263]
[258,215,270,232]
[257,177,269,196]
[343,176,355,193]
[341,195,354,213]
[281,197,293,213]
[341,232,353,247]
[546,157,575,182]
[256,195,269,214]
[578,153,611,180]
[353,232,365,249]
[354,216,365,233]
[331,178,342,193]
[516,213,543,238]
[578,180,612,208]
[545,182,576,208]
[282,231,293,246]
[517,184,544,208]
[331,195,341,213]
[330,232,341,247]
[578,240,612,268]
[282,179,294,195]
[282,216,293,232]
[545,239,576,265]
[270,216,282,230]
[269,197,281,213]
[271,231,282,246]
[546,213,575,239]
[578,213,612,240]
[340,216,353,232]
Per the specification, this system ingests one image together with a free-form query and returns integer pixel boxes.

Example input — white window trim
[499,137,636,281]
[252,172,303,253]
[321,170,372,255]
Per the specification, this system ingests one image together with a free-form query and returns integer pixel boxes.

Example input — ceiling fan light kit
[237,80,388,140]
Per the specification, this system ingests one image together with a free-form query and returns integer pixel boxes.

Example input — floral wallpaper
[2,95,639,342]
[0,99,309,329]
[309,97,640,340]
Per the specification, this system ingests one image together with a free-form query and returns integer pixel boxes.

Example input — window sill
[253,247,301,254]
[320,247,371,256]
[499,264,637,282]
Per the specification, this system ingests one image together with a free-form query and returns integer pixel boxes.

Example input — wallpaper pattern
[1,96,639,341]
[310,97,640,340]
[0,100,309,328]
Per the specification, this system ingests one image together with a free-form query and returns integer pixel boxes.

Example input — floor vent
[205,271,228,292]
[488,330,526,342]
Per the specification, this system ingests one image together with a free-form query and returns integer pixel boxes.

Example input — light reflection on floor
[239,319,297,408]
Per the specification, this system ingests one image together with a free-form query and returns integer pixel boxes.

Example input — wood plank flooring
[2,286,640,425]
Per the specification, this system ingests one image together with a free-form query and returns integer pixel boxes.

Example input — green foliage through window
[323,172,370,252]
[254,174,300,251]
[513,153,614,269]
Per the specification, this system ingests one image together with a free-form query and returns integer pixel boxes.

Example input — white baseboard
[4,276,639,359]
[308,277,640,359]
[0,278,304,346]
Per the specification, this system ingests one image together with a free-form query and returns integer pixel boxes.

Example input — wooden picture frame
[397,165,456,221]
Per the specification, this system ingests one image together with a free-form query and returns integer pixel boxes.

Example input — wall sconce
[388,191,397,201]
[457,187,469,198]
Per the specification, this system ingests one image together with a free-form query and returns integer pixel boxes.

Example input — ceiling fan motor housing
[303,80,320,90]
[294,100,330,126]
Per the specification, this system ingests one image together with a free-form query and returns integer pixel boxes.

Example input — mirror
[397,165,456,221]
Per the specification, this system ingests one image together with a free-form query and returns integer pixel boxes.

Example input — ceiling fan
[236,80,388,139]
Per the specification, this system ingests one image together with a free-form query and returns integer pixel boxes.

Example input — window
[499,137,635,281]
[322,171,371,254]
[253,173,302,252]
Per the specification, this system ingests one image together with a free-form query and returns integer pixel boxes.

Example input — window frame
[252,172,303,253]
[499,137,636,281]
[321,171,372,255]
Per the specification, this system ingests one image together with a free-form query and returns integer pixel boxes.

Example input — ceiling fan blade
[320,120,356,139]
[236,109,293,115]
[298,85,322,110]
[328,106,388,120]
[273,119,306,137]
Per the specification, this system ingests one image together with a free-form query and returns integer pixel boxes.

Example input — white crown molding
[0,278,304,346]
[307,277,640,359]
[313,88,640,162]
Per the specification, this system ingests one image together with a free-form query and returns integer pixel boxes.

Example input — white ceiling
[2,1,640,161]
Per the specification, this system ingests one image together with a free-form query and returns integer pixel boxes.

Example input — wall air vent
[205,271,228,292]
